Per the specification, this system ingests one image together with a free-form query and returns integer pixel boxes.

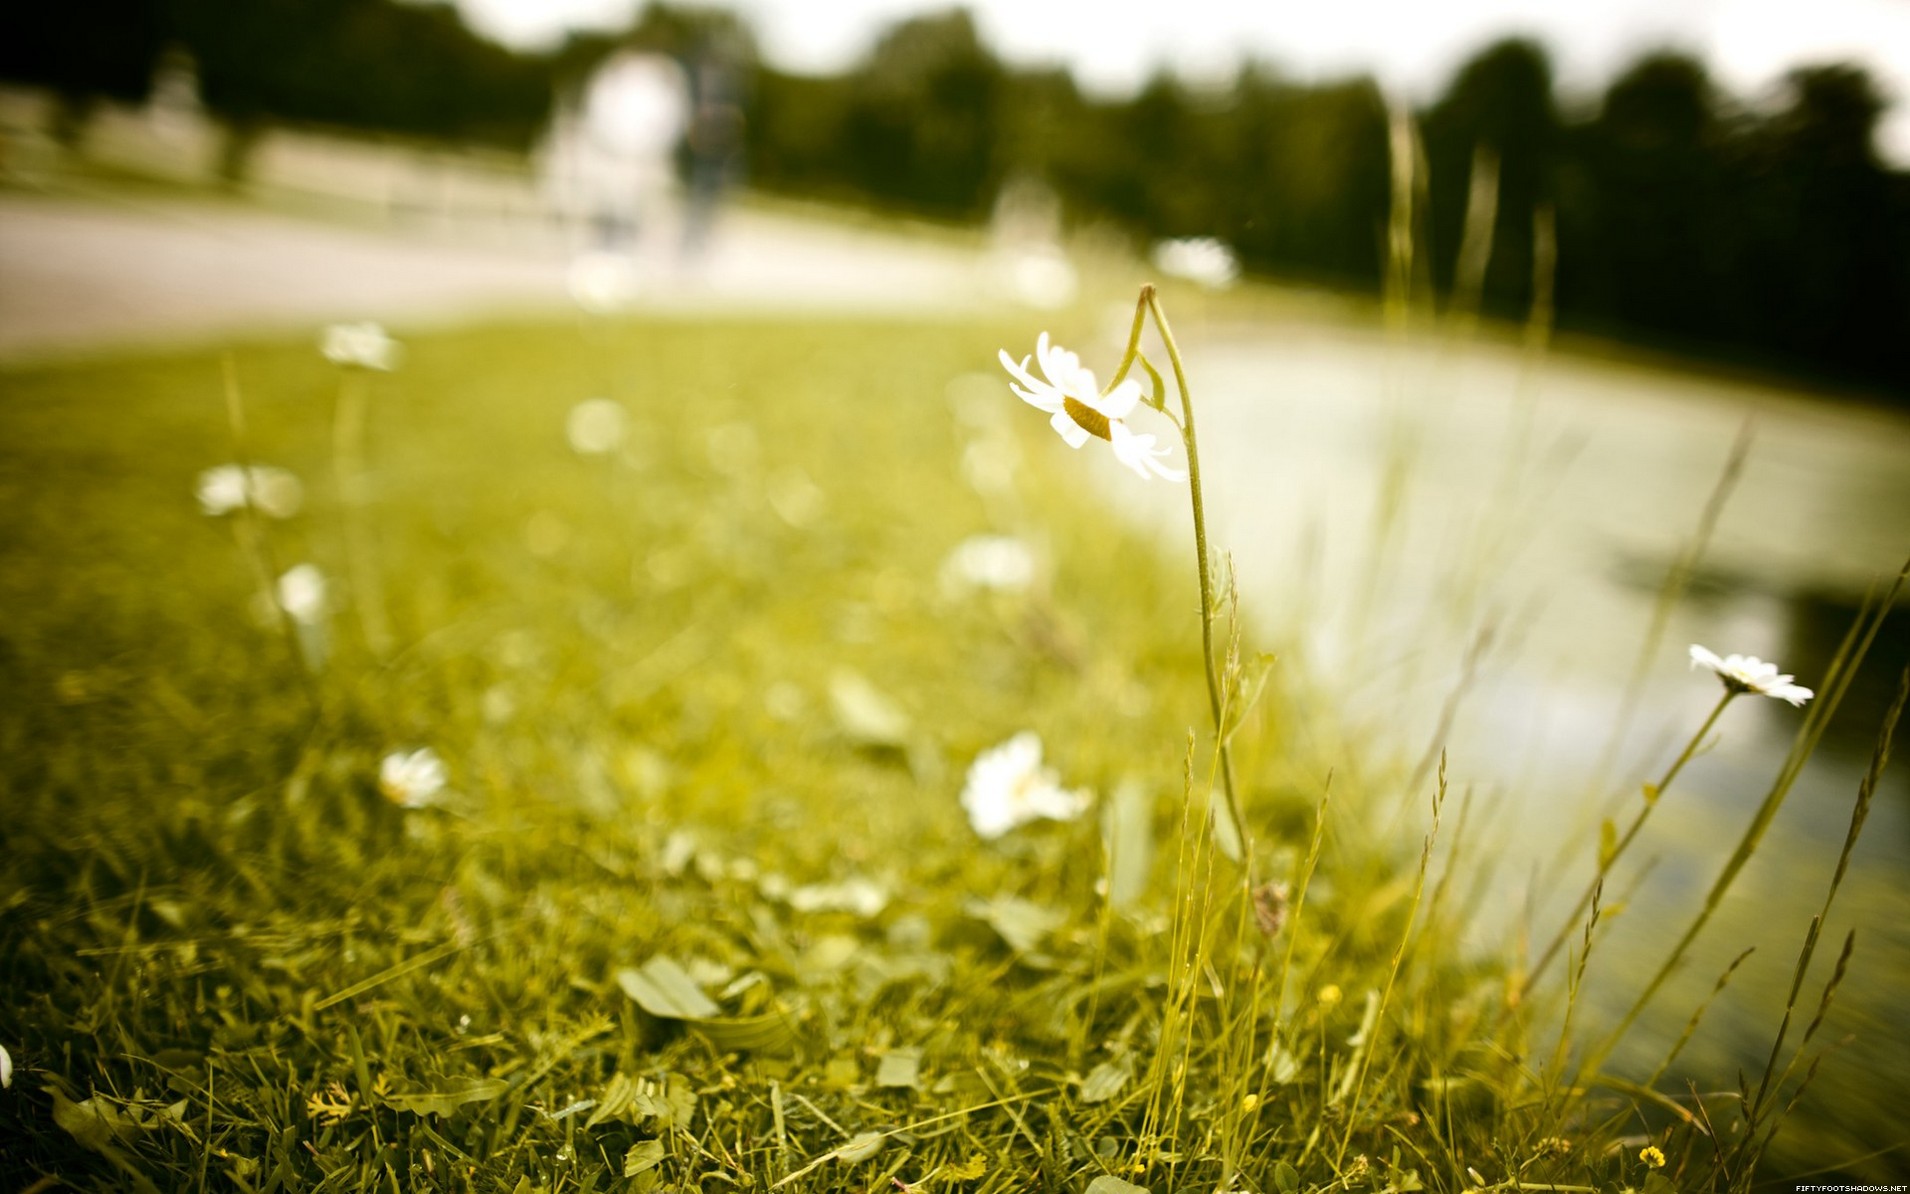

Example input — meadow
[0,306,1900,1192]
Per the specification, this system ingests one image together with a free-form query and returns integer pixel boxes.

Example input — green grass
[0,312,1830,1192]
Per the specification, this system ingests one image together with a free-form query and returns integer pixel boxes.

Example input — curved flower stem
[1135,284,1248,861]
[1102,296,1150,396]
[1523,688,1736,994]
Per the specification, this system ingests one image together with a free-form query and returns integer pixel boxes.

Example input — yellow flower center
[1063,395,1113,440]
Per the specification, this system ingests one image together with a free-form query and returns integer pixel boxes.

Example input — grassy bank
[0,313,1867,1191]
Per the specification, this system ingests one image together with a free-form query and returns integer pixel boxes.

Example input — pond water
[1095,305,1910,1176]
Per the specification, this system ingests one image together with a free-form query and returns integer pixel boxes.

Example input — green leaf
[693,1010,803,1055]
[625,1073,696,1129]
[1079,1057,1132,1104]
[52,1089,144,1154]
[1266,1041,1301,1085]
[970,896,1065,954]
[1086,1176,1151,1194]
[1210,789,1244,862]
[875,1047,921,1089]
[618,955,721,1020]
[623,1140,666,1177]
[384,1077,510,1116]
[1274,1160,1300,1193]
[834,1131,886,1164]
[585,1072,634,1129]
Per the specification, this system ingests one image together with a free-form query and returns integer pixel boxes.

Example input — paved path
[0,188,989,360]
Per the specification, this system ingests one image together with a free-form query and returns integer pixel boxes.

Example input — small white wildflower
[1152,236,1240,289]
[196,464,304,518]
[567,251,639,314]
[379,747,447,809]
[275,564,327,626]
[961,731,1092,839]
[566,398,627,455]
[320,322,401,371]
[1689,644,1814,706]
[0,1042,11,1089]
[999,333,1184,482]
[942,534,1036,593]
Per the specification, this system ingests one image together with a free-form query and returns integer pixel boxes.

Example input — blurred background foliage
[3,0,1907,393]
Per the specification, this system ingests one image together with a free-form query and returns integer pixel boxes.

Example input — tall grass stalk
[1582,559,1908,1075]
[1358,101,1430,637]
[1536,427,1752,894]
[1590,425,1753,796]
[332,366,394,658]
[221,354,319,705]
[1331,753,1447,1169]
[1540,879,1603,1127]
[1731,662,1906,1177]
[1524,687,1736,994]
[1644,945,1755,1086]
[1448,144,1502,337]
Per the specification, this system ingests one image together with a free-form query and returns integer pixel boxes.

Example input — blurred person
[988,174,1077,309]
[543,47,688,255]
[680,33,747,263]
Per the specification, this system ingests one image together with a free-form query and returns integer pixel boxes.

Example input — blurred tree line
[0,0,550,154]
[4,2,1905,392]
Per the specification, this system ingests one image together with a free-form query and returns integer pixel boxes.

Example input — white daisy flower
[998,333,1184,482]
[196,464,304,519]
[321,321,402,371]
[566,398,627,455]
[0,1042,11,1089]
[1689,644,1814,706]
[275,564,327,627]
[960,731,1092,839]
[1152,237,1240,289]
[379,747,448,809]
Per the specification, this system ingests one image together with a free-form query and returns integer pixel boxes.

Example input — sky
[454,0,1910,163]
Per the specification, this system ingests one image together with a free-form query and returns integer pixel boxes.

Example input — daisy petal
[1100,377,1143,420]
[998,349,1042,391]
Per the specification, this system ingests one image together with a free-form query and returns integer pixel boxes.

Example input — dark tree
[1423,39,1561,314]
[0,0,168,142]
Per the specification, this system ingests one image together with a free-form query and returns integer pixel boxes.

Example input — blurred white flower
[1003,247,1078,310]
[767,467,826,528]
[379,747,448,809]
[321,322,401,371]
[961,731,1092,839]
[942,534,1036,593]
[1689,644,1814,706]
[566,398,627,455]
[960,438,1019,497]
[0,1042,11,1089]
[568,252,639,314]
[1152,237,1240,289]
[196,464,304,519]
[786,877,889,917]
[276,564,327,626]
[999,333,1184,482]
